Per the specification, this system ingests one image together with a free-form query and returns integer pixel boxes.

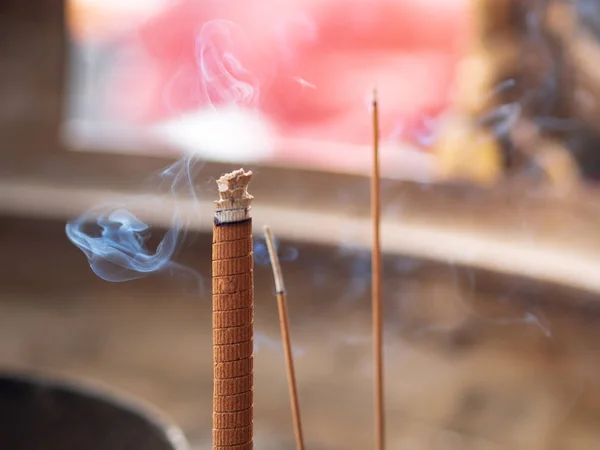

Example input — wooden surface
[2,216,600,449]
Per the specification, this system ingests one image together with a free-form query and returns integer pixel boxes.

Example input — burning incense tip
[372,88,378,103]
[214,168,253,224]
[263,225,286,294]
[212,169,255,449]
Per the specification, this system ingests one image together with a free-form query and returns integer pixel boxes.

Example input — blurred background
[3,0,600,448]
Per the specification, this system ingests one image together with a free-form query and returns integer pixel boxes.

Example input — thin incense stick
[212,169,254,450]
[263,225,305,450]
[371,89,385,450]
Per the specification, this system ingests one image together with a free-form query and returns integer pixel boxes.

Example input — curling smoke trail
[195,19,260,109]
[65,205,183,282]
[65,156,203,283]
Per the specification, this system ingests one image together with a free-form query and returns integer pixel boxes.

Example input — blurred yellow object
[452,52,494,116]
[433,117,503,186]
[535,142,581,192]
[511,119,581,191]
[451,38,518,116]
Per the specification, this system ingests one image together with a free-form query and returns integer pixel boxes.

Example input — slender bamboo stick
[371,89,385,450]
[263,225,305,450]
[212,169,254,450]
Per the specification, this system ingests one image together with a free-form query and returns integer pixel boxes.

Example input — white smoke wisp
[157,19,277,164]
[65,155,204,285]
[65,205,183,282]
[195,19,260,109]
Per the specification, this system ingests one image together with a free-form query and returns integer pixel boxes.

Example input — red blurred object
[108,0,471,149]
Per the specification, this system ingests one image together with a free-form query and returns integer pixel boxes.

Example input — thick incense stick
[371,89,385,450]
[212,169,254,450]
[263,225,305,450]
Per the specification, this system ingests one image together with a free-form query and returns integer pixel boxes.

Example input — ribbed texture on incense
[212,169,254,450]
